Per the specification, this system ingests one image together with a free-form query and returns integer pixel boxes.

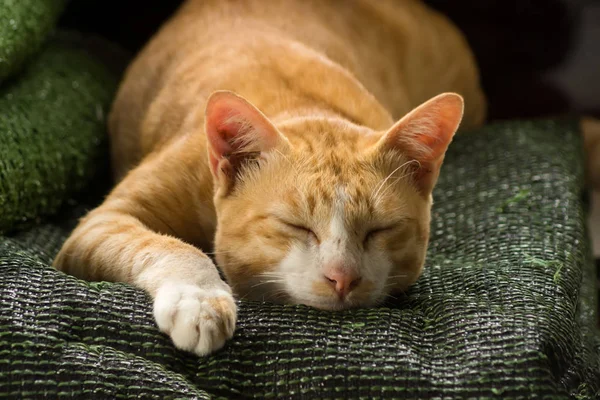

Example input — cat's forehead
[279,118,380,153]
[277,155,411,217]
[282,160,371,206]
[277,178,410,227]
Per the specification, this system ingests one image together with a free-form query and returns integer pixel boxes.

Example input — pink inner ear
[204,91,282,176]
[206,96,247,157]
[386,93,464,164]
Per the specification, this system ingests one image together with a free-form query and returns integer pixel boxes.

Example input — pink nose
[323,269,362,299]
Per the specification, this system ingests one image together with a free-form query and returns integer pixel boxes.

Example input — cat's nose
[323,269,362,299]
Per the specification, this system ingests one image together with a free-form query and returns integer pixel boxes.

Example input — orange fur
[53,0,486,356]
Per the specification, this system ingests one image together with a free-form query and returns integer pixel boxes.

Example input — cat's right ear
[205,91,288,193]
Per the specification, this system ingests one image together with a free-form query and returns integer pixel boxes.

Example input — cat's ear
[377,93,464,195]
[205,91,288,191]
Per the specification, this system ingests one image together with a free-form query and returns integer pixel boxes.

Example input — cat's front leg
[54,208,237,355]
[53,138,237,356]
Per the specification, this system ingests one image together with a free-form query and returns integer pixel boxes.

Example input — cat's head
[205,91,463,310]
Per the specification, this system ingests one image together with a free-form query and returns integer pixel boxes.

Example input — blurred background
[58,0,600,305]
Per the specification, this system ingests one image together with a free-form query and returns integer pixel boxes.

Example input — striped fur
[53,0,486,356]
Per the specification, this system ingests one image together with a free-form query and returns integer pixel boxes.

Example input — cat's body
[54,0,486,355]
[108,0,485,179]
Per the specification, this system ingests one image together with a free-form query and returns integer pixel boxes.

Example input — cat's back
[108,0,484,178]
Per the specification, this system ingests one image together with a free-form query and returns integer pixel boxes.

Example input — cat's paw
[153,282,237,356]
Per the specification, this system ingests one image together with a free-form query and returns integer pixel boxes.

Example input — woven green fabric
[0,36,118,234]
[1,117,599,398]
[0,0,67,82]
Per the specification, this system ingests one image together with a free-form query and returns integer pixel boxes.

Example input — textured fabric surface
[1,117,599,398]
[0,0,67,82]
[0,36,118,234]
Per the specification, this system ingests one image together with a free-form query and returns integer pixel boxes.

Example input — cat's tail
[582,116,600,189]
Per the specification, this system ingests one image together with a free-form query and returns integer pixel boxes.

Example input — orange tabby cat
[53,0,487,356]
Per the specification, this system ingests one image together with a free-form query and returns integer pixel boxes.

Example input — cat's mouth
[282,277,380,311]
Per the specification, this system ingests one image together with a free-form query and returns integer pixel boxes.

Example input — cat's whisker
[274,149,294,167]
[257,272,280,278]
[370,160,418,204]
[258,270,285,278]
[371,164,406,202]
[387,274,408,279]
[384,170,418,192]
[383,274,409,289]
[241,286,273,300]
[372,170,418,206]
[251,279,285,288]
[384,293,400,301]
[256,288,289,301]
[238,269,288,299]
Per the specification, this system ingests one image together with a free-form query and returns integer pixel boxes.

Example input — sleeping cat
[53,0,487,356]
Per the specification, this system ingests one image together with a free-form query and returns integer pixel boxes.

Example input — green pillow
[0,35,119,234]
[0,0,67,82]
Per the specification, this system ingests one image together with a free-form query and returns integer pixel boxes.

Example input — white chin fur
[270,241,391,310]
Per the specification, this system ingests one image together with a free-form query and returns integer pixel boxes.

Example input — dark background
[59,0,600,121]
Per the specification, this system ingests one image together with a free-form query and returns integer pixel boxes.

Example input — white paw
[153,282,237,356]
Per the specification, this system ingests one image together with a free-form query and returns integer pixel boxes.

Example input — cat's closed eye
[363,226,395,246]
[277,219,319,242]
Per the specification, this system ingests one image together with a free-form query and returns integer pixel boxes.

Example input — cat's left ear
[377,93,464,195]
[205,91,288,193]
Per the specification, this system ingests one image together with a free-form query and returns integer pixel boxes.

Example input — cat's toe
[153,282,237,356]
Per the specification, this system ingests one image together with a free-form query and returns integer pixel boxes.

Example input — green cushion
[1,116,599,398]
[0,35,118,234]
[0,0,67,82]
